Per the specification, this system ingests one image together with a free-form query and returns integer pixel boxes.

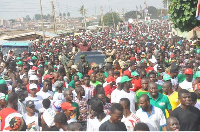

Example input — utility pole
[100,6,104,31]
[40,0,45,41]
[111,9,115,28]
[83,7,87,31]
[122,8,125,22]
[51,1,56,34]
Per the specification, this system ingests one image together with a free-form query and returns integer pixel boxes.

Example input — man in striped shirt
[120,98,140,131]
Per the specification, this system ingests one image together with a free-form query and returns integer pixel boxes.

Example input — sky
[0,0,164,20]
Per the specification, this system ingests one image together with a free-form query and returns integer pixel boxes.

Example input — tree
[79,5,86,17]
[34,14,41,20]
[169,0,200,32]
[99,12,122,27]
[125,10,143,21]
[63,13,66,17]
[148,6,159,19]
[59,13,62,16]
[67,12,70,19]
[25,15,31,22]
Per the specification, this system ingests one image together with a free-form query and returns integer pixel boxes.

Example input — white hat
[116,77,122,85]
[43,108,56,127]
[29,83,37,90]
[0,93,5,100]
[29,75,38,81]
[28,70,36,77]
[71,65,78,71]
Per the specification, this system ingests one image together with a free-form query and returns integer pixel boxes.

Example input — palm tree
[79,5,86,17]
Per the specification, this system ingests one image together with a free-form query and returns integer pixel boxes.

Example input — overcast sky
[0,0,164,20]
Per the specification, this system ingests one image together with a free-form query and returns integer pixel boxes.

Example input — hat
[31,56,37,60]
[80,55,86,59]
[16,61,23,66]
[29,75,38,81]
[52,100,62,112]
[92,63,99,69]
[130,57,136,60]
[170,54,175,58]
[71,65,79,71]
[43,74,53,80]
[5,117,26,131]
[149,58,157,64]
[185,51,190,54]
[43,108,56,127]
[106,57,113,63]
[106,76,116,83]
[0,79,6,85]
[123,70,133,78]
[120,76,132,83]
[29,83,37,90]
[157,65,164,70]
[26,100,34,107]
[195,71,200,77]
[116,77,122,84]
[140,52,146,57]
[0,93,5,100]
[61,102,76,110]
[131,71,139,76]
[170,63,179,73]
[184,68,193,74]
[31,66,38,70]
[163,74,171,81]
[16,57,21,60]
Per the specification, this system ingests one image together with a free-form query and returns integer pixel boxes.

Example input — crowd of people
[0,19,200,131]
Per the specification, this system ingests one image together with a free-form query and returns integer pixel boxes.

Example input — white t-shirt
[136,106,166,131]
[36,90,53,100]
[171,77,178,91]
[53,92,65,102]
[111,89,122,103]
[119,90,136,113]
[179,80,193,91]
[121,113,140,131]
[82,85,95,100]
[87,115,110,131]
[23,113,39,131]
[25,96,43,111]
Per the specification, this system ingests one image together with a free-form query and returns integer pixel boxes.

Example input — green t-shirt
[90,81,102,88]
[136,89,148,103]
[157,84,163,94]
[68,80,75,89]
[71,72,83,80]
[72,102,80,120]
[177,74,186,83]
[104,72,108,78]
[148,92,172,118]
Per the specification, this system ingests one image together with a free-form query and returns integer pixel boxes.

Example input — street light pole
[40,0,45,42]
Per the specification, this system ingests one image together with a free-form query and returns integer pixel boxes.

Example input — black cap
[170,63,179,73]
[26,100,34,107]
[157,65,164,70]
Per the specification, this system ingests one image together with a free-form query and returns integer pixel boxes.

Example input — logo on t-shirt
[159,102,165,106]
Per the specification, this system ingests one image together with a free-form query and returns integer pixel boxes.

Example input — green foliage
[67,12,70,18]
[169,0,200,32]
[79,5,86,17]
[148,6,159,19]
[125,11,143,21]
[99,12,122,27]
[163,0,170,8]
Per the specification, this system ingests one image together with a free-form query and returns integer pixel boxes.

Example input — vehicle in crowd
[74,50,106,65]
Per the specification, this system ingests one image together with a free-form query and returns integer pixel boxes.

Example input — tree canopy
[99,12,122,27]
[169,0,200,32]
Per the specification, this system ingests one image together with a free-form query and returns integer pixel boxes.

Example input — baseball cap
[71,65,79,71]
[120,76,132,83]
[31,56,37,60]
[61,102,76,110]
[163,74,171,81]
[106,76,116,83]
[43,74,54,80]
[116,77,122,84]
[0,79,6,85]
[31,66,38,70]
[29,83,37,90]
[16,57,21,60]
[157,65,164,70]
[184,68,193,75]
[170,63,179,73]
[16,61,23,66]
[123,70,133,78]
[131,71,139,77]
[26,100,35,107]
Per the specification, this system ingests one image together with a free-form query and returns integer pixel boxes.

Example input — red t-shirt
[104,84,116,96]
[0,108,18,131]
[130,77,142,92]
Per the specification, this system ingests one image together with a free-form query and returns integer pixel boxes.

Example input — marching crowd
[0,19,200,131]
